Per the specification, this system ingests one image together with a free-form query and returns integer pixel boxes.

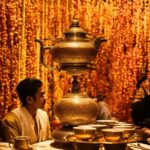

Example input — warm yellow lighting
[73,95,80,103]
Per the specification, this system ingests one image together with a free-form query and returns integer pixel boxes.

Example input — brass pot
[53,93,99,125]
[10,136,30,150]
[35,18,106,74]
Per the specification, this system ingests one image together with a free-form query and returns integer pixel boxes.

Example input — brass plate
[66,135,142,145]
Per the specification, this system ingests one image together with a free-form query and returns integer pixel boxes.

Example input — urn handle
[35,38,56,70]
[93,37,107,49]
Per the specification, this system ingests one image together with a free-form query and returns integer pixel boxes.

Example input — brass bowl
[113,125,134,129]
[77,124,108,130]
[115,123,134,127]
[97,120,117,127]
[113,126,135,139]
[90,124,109,131]
[102,129,124,142]
[76,124,108,137]
[90,124,109,137]
[73,126,96,140]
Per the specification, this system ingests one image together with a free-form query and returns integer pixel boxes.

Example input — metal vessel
[54,92,99,125]
[35,18,106,74]
[52,76,99,142]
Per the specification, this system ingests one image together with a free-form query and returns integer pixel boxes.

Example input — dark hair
[97,94,105,102]
[16,78,43,106]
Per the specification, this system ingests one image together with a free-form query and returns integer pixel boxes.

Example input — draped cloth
[2,107,51,144]
[97,101,112,120]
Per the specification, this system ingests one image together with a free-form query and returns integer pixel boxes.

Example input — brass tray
[67,134,141,144]
[66,135,142,150]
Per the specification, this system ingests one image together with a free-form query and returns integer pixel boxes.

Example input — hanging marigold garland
[0,0,149,121]
[0,0,8,118]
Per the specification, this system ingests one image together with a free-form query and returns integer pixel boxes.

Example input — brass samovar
[35,18,106,74]
[35,19,107,143]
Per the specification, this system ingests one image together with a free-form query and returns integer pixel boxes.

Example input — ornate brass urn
[54,92,99,125]
[35,18,106,74]
[52,76,99,142]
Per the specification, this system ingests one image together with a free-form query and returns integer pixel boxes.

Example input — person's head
[131,95,150,126]
[16,77,46,109]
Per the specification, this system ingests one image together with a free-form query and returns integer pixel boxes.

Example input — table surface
[0,140,70,150]
[0,140,150,150]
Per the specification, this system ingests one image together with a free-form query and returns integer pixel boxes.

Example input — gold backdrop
[0,0,150,121]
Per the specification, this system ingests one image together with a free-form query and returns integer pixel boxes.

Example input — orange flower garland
[0,0,149,121]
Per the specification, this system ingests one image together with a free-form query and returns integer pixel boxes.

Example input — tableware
[114,123,134,128]
[127,143,150,150]
[73,126,96,140]
[97,120,117,127]
[103,142,126,150]
[102,128,124,142]
[9,136,30,150]
[113,125,134,129]
[35,19,106,74]
[90,124,109,137]
[71,140,100,150]
[90,124,109,131]
[113,126,135,139]
[76,124,108,137]
[67,135,101,150]
[147,137,150,144]
[67,134,141,150]
[52,126,74,143]
[54,93,99,125]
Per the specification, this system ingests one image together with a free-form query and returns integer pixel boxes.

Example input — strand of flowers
[9,0,23,110]
[86,0,91,31]
[2,0,17,115]
[44,0,50,93]
[19,0,26,80]
[57,0,62,37]
[43,0,48,92]
[70,0,75,19]
[44,0,53,110]
[66,0,69,28]
[147,2,150,81]
[34,0,41,78]
[39,0,45,80]
[0,0,8,118]
[61,0,69,33]
[100,0,130,120]
[144,0,150,82]
[49,0,54,37]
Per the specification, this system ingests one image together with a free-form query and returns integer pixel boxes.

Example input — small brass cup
[102,128,124,142]
[10,136,30,150]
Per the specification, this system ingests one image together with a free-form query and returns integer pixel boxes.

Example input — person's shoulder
[37,109,49,122]
[98,101,107,106]
[2,110,19,126]
[37,109,48,116]
[3,108,19,118]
